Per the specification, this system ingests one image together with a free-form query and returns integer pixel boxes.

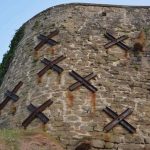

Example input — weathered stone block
[0,3,150,150]
[92,139,105,148]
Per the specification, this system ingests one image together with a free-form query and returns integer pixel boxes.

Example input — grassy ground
[0,129,64,150]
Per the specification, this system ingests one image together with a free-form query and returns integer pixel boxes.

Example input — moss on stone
[0,25,25,85]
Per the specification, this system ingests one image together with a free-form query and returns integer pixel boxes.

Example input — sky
[0,0,150,63]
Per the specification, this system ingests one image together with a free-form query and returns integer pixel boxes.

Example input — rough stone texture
[92,139,105,148]
[0,3,150,150]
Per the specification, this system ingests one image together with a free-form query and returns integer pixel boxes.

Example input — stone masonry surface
[0,3,150,150]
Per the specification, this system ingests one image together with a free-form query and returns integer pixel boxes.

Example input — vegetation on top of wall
[32,20,40,30]
[0,25,25,86]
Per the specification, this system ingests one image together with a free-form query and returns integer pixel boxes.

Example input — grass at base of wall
[0,128,64,150]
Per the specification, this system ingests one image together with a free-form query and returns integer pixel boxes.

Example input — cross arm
[104,108,133,132]
[38,35,59,46]
[69,71,97,93]
[69,73,96,91]
[41,58,63,74]
[104,32,130,51]
[104,35,128,49]
[37,55,66,77]
[27,104,49,124]
[103,107,136,133]
[22,99,53,128]
[0,81,23,111]
[5,90,19,102]
[34,29,59,51]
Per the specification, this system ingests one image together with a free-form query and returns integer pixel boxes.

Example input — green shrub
[0,25,25,85]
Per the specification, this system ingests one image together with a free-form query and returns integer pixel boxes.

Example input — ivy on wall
[0,25,25,85]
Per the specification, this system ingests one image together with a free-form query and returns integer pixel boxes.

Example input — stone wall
[0,3,150,150]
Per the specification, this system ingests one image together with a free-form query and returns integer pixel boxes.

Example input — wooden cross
[41,58,63,74]
[104,32,130,51]
[69,70,97,93]
[22,99,53,128]
[103,107,136,133]
[37,55,66,78]
[0,81,23,111]
[34,29,59,51]
[27,103,49,124]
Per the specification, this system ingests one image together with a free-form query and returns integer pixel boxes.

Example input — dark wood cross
[69,70,97,93]
[22,99,53,128]
[34,29,59,51]
[37,55,66,78]
[104,32,130,51]
[103,107,136,133]
[0,81,23,111]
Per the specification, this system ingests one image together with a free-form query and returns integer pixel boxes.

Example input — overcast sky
[0,0,150,63]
